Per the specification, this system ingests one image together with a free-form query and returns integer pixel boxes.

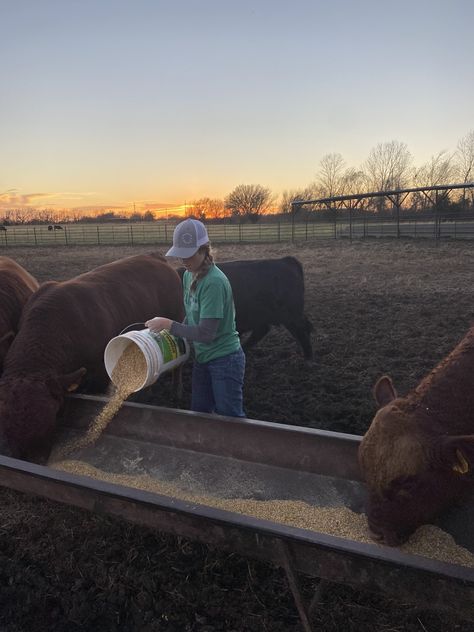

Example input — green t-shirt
[183,264,240,363]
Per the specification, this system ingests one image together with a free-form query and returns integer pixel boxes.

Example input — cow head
[0,367,86,461]
[359,376,474,546]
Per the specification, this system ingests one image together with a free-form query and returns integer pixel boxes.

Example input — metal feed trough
[0,394,473,630]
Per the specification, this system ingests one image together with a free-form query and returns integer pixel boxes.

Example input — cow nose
[368,527,384,541]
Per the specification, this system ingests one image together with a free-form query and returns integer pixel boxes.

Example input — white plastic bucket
[104,328,190,392]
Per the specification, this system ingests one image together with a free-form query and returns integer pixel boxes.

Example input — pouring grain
[55,343,147,458]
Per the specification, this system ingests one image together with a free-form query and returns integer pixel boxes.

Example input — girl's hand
[145,317,172,333]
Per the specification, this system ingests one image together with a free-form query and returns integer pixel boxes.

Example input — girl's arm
[145,316,219,343]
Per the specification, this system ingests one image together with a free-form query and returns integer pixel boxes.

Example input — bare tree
[189,197,225,220]
[455,130,474,183]
[364,140,413,192]
[278,187,315,214]
[414,150,455,187]
[316,153,347,198]
[454,130,474,210]
[341,168,367,196]
[225,184,273,221]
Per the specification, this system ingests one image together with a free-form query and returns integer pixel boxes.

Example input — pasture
[1,215,474,249]
[1,240,474,631]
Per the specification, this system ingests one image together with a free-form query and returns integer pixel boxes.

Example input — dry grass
[1,238,474,631]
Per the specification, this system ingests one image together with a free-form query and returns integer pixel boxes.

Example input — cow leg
[241,324,271,352]
[284,317,313,360]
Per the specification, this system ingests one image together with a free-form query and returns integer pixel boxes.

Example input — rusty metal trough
[0,393,473,627]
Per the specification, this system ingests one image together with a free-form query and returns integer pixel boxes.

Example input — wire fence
[1,213,474,247]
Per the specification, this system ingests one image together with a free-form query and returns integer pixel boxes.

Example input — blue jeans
[191,347,246,417]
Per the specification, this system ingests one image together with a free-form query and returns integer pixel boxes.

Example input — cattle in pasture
[359,326,474,546]
[48,225,63,231]
[178,257,313,359]
[0,226,6,232]
[0,253,184,461]
[0,257,39,372]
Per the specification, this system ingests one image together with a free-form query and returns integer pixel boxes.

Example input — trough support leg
[308,579,330,616]
[276,539,314,632]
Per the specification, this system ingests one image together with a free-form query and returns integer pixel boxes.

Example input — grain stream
[52,460,474,568]
[55,343,147,458]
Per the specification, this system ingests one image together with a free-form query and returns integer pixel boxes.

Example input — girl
[146,218,245,417]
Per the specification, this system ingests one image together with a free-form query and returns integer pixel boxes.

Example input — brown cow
[359,325,474,546]
[0,253,184,461]
[0,256,39,372]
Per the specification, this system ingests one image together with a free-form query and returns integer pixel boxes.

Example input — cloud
[139,201,184,213]
[0,190,101,210]
[0,191,56,209]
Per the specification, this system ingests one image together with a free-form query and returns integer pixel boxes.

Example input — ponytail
[190,244,214,292]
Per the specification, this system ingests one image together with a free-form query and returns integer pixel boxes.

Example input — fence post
[130,225,134,245]
[33,226,37,246]
[64,226,68,246]
[97,225,100,245]
[396,196,400,238]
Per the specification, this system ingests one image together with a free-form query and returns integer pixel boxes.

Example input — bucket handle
[119,322,146,335]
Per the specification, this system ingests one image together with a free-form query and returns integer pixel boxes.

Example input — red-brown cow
[0,253,184,461]
[359,325,474,546]
[0,256,39,372]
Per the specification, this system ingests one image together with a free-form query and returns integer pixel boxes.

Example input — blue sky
[1,0,473,213]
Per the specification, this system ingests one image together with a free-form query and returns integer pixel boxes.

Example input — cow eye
[385,475,418,500]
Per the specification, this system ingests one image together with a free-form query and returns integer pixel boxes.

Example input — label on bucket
[148,330,186,364]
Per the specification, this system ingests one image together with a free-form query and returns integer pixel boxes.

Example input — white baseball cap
[166,218,209,258]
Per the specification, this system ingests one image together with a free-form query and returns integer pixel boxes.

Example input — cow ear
[59,367,87,392]
[373,376,397,408]
[438,436,474,476]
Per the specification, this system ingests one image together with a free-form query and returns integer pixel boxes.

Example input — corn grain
[55,343,147,458]
[52,459,474,568]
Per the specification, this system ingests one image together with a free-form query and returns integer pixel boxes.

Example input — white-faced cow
[178,257,313,359]
[0,257,39,372]
[359,325,474,546]
[0,253,184,461]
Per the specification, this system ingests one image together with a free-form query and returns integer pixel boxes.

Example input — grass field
[1,216,474,248]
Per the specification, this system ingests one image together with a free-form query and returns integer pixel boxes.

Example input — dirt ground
[1,239,474,631]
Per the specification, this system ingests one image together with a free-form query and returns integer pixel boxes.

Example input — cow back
[0,257,39,369]
[3,253,184,389]
[217,256,306,331]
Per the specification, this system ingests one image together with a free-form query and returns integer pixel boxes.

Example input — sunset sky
[1,0,473,216]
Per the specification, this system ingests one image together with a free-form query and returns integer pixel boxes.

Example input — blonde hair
[190,244,214,292]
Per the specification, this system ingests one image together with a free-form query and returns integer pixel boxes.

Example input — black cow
[0,227,6,232]
[178,256,313,358]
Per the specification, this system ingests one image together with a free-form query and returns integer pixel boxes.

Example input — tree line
[1,131,473,226]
